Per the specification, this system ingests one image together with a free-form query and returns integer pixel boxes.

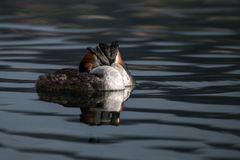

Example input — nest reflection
[37,87,133,126]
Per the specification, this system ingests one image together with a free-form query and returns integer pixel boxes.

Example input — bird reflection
[80,108,121,126]
[37,87,133,126]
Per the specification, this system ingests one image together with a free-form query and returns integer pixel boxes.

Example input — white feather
[90,66,125,90]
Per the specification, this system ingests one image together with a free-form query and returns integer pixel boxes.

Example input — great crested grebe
[36,41,135,92]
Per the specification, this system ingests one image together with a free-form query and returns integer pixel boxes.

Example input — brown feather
[79,52,98,72]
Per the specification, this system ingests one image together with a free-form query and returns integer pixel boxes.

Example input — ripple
[78,15,115,20]
[175,30,236,36]
[197,64,234,68]
[147,41,192,46]
[184,54,239,58]
[15,44,90,50]
[216,46,240,50]
[229,70,240,74]
[149,49,181,53]
[131,70,191,76]
[126,60,193,66]
[0,38,68,46]
[118,37,150,42]
[0,61,72,70]
[0,50,41,55]
[0,82,34,88]
[161,80,240,88]
[150,146,202,153]
[0,56,35,60]
[0,23,110,33]
[0,71,40,80]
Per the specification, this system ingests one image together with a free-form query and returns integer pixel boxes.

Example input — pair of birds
[36,41,135,92]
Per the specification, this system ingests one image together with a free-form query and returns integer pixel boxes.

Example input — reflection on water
[38,88,133,125]
[0,0,240,160]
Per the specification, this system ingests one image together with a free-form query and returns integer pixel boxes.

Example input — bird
[36,41,135,93]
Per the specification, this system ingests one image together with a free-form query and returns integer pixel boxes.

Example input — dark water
[1,0,240,159]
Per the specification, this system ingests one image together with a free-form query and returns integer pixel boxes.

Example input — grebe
[36,41,135,92]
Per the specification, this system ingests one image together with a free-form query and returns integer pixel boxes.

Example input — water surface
[0,0,240,160]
